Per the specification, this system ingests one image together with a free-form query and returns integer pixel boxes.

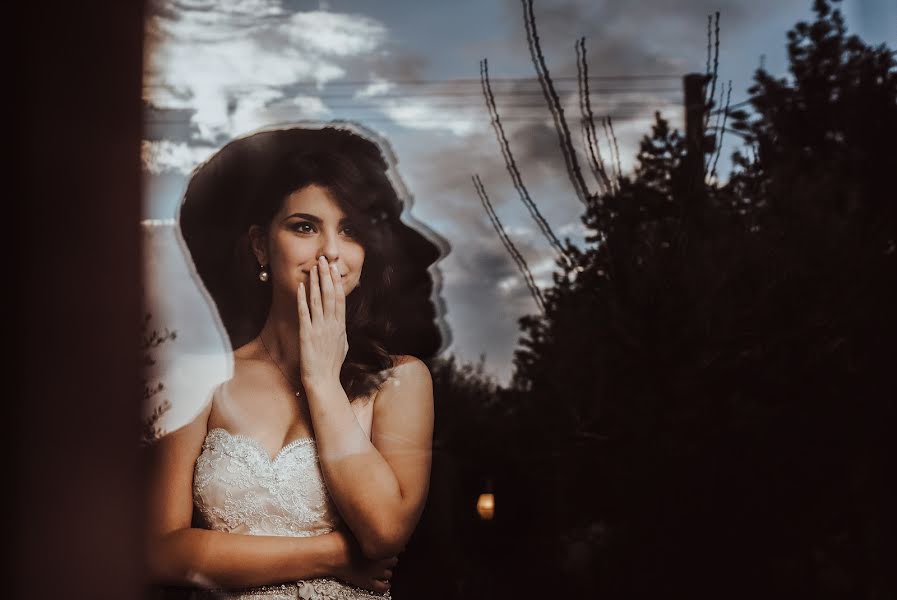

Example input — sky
[142,0,896,398]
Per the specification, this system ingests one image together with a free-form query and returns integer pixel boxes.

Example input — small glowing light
[477,493,495,520]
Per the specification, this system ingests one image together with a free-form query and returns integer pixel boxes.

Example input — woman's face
[253,184,365,298]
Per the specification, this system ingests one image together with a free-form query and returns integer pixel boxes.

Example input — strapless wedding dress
[191,427,391,600]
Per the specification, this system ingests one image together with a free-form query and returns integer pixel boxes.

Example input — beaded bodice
[194,428,337,537]
[192,428,389,600]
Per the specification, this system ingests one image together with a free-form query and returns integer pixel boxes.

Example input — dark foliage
[405,1,895,598]
[503,1,896,597]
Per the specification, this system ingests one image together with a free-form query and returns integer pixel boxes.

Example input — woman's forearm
[148,528,347,588]
[303,378,407,558]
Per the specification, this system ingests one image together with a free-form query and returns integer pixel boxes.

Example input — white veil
[142,217,233,437]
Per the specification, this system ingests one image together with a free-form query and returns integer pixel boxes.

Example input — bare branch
[472,174,546,312]
[710,81,733,180]
[705,14,712,85]
[576,37,613,195]
[706,87,726,174]
[581,121,605,193]
[481,59,572,264]
[704,11,721,128]
[606,116,624,181]
[522,0,590,204]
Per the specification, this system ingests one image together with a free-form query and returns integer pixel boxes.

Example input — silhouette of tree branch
[472,174,546,312]
[605,116,624,181]
[576,37,614,195]
[522,0,591,204]
[709,81,733,180]
[480,58,573,265]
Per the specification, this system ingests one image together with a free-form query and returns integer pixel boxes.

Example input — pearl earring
[258,265,269,282]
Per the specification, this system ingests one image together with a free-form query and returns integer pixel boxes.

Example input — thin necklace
[259,332,304,398]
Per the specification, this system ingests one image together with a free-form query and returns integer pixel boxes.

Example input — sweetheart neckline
[205,427,316,464]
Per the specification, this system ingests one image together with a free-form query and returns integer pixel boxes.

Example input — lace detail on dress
[193,578,390,600]
[192,428,390,599]
[194,428,337,537]
[296,577,391,599]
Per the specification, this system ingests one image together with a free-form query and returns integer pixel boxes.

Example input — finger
[297,282,311,328]
[318,256,336,318]
[331,262,346,325]
[309,265,323,321]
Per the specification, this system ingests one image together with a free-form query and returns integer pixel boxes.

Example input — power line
[141,74,684,90]
[145,113,669,125]
[143,87,683,99]
[144,101,682,112]
[142,98,684,116]
[144,102,685,118]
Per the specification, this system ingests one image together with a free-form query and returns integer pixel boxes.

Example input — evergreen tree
[730,0,897,238]
[507,1,896,596]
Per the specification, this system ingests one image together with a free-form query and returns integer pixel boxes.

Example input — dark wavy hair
[180,127,406,400]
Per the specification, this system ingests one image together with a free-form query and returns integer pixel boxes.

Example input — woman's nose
[318,235,340,263]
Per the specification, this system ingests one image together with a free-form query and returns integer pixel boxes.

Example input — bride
[146,126,436,599]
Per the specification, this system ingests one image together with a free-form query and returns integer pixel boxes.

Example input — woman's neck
[258,303,301,378]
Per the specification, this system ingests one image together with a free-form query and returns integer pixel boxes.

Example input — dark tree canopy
[397,2,894,599]
[502,1,897,597]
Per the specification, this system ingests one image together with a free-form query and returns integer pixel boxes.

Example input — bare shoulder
[371,355,433,415]
[372,356,434,439]
[386,354,433,386]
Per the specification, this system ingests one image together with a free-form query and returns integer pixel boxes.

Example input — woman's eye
[290,221,357,238]
[292,222,316,234]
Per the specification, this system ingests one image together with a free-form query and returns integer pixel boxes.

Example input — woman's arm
[303,356,434,561]
[145,401,393,592]
[148,528,347,588]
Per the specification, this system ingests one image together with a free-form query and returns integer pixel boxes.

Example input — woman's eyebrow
[284,213,350,225]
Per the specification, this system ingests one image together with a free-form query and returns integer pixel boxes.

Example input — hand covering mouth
[302,268,347,277]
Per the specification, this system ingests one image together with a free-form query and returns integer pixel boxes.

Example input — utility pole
[684,73,707,193]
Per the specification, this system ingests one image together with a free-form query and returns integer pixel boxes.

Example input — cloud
[378,97,482,136]
[439,232,552,384]
[354,79,395,99]
[558,220,588,238]
[346,74,489,137]
[287,10,387,57]
[141,140,218,175]
[501,0,799,58]
[144,1,390,142]
[291,94,332,117]
[144,1,479,141]
[366,52,430,84]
